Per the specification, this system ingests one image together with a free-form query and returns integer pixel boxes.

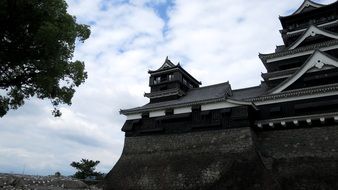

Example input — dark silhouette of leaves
[0,0,90,117]
[70,159,102,179]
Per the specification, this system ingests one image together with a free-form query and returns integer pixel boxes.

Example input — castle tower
[260,0,338,92]
[146,57,201,103]
[255,0,338,129]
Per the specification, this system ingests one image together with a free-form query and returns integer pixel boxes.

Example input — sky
[0,0,335,176]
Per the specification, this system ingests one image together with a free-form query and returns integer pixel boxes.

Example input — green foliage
[54,171,61,177]
[0,0,90,117]
[70,159,103,179]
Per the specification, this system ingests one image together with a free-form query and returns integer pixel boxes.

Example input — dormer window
[168,74,174,81]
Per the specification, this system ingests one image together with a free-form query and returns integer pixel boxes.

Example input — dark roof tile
[121,82,231,114]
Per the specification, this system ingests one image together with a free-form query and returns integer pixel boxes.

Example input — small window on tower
[154,77,160,84]
[168,74,174,81]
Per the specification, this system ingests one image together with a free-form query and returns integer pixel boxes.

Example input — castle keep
[105,1,338,189]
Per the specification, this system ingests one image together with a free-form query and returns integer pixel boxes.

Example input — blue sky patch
[145,0,174,35]
[145,0,174,22]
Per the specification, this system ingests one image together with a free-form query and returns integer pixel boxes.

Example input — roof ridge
[232,85,262,92]
[190,82,229,91]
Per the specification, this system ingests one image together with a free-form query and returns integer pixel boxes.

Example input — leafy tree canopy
[70,159,102,179]
[0,0,90,117]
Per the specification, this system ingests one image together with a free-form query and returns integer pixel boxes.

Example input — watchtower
[146,57,201,103]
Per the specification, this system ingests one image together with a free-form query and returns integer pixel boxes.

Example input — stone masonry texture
[104,126,338,190]
[256,126,338,190]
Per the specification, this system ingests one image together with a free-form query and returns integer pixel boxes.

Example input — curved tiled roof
[291,0,324,16]
[121,82,231,114]
[259,39,338,61]
[288,25,338,50]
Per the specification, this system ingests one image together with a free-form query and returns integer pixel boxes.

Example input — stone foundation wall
[256,126,338,159]
[105,128,280,190]
[104,126,338,190]
[256,126,338,190]
[124,127,253,155]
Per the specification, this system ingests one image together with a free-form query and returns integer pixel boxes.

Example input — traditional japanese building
[104,1,338,189]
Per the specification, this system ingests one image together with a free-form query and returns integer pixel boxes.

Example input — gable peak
[159,56,176,70]
[288,25,338,50]
[292,0,325,15]
[270,50,338,94]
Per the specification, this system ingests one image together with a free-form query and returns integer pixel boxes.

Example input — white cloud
[0,0,335,175]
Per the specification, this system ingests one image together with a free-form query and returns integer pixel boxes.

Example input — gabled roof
[291,0,324,16]
[120,82,231,115]
[289,25,338,50]
[149,56,175,73]
[270,50,338,94]
[148,57,202,85]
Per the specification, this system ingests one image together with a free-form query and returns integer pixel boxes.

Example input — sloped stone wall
[104,126,338,190]
[256,126,338,190]
[104,128,279,190]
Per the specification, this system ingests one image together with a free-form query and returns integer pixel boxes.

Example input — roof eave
[258,39,338,62]
[120,97,228,115]
[280,0,325,19]
[176,65,202,85]
[148,66,179,74]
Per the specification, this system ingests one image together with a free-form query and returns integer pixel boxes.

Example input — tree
[0,0,90,117]
[54,171,61,177]
[70,159,102,179]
